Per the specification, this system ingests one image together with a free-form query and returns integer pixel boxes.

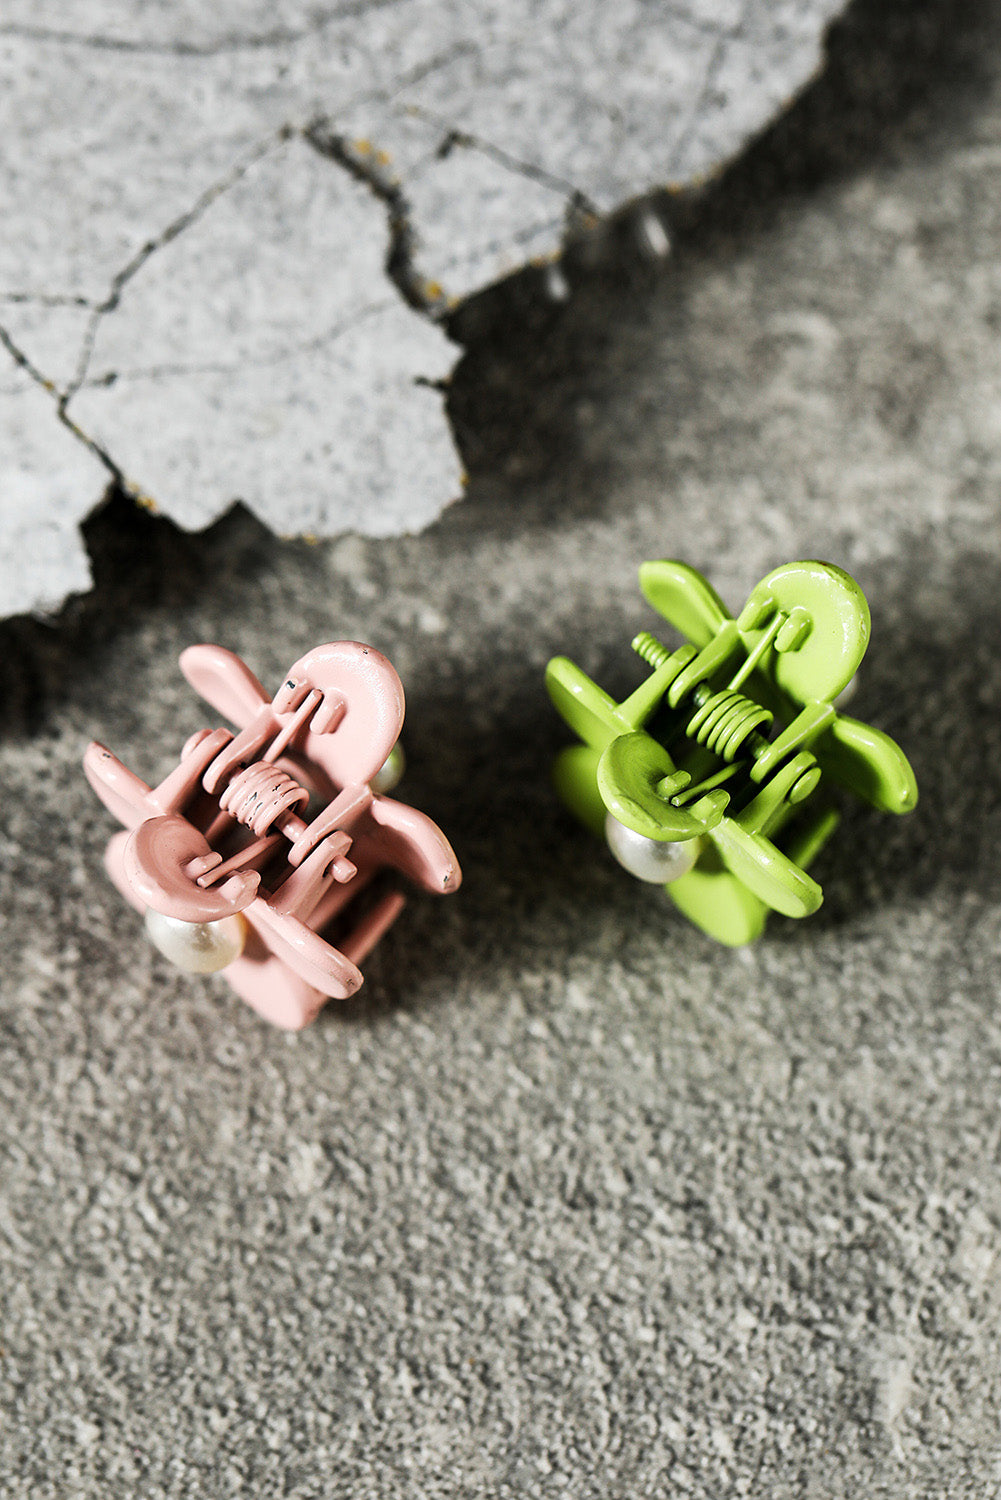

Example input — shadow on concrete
[0,494,303,734]
[349,536,1001,1017]
[772,540,1001,937]
[1,0,995,741]
[310,644,661,1026]
[445,0,998,531]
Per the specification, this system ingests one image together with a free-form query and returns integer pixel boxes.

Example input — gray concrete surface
[2,0,1001,1493]
[0,0,846,615]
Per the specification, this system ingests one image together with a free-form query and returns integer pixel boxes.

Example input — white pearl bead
[144,909,246,974]
[370,742,405,794]
[604,812,700,885]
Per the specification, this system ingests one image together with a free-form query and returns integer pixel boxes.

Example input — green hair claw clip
[545,559,917,945]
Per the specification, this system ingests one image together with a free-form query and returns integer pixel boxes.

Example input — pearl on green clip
[604,812,700,886]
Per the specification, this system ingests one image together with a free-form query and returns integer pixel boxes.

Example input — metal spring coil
[631,631,676,671]
[218,761,309,835]
[687,688,771,761]
[632,631,772,762]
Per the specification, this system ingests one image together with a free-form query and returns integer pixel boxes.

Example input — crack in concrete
[306,83,593,312]
[407,105,598,211]
[0,0,408,58]
[61,128,293,410]
[0,292,96,309]
[0,98,468,507]
[665,32,732,184]
[81,297,396,386]
[377,39,482,104]
[666,0,756,180]
[1,0,852,618]
[300,40,500,311]
[0,128,303,494]
[435,212,569,285]
[0,321,123,480]
[304,120,440,315]
[0,100,459,506]
[0,322,59,396]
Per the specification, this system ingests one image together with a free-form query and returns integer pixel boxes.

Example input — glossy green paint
[546,559,918,945]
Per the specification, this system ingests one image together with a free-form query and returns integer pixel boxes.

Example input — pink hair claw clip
[84,641,461,1029]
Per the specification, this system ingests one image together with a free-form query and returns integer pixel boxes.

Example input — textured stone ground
[2,0,1001,1494]
[0,0,846,615]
